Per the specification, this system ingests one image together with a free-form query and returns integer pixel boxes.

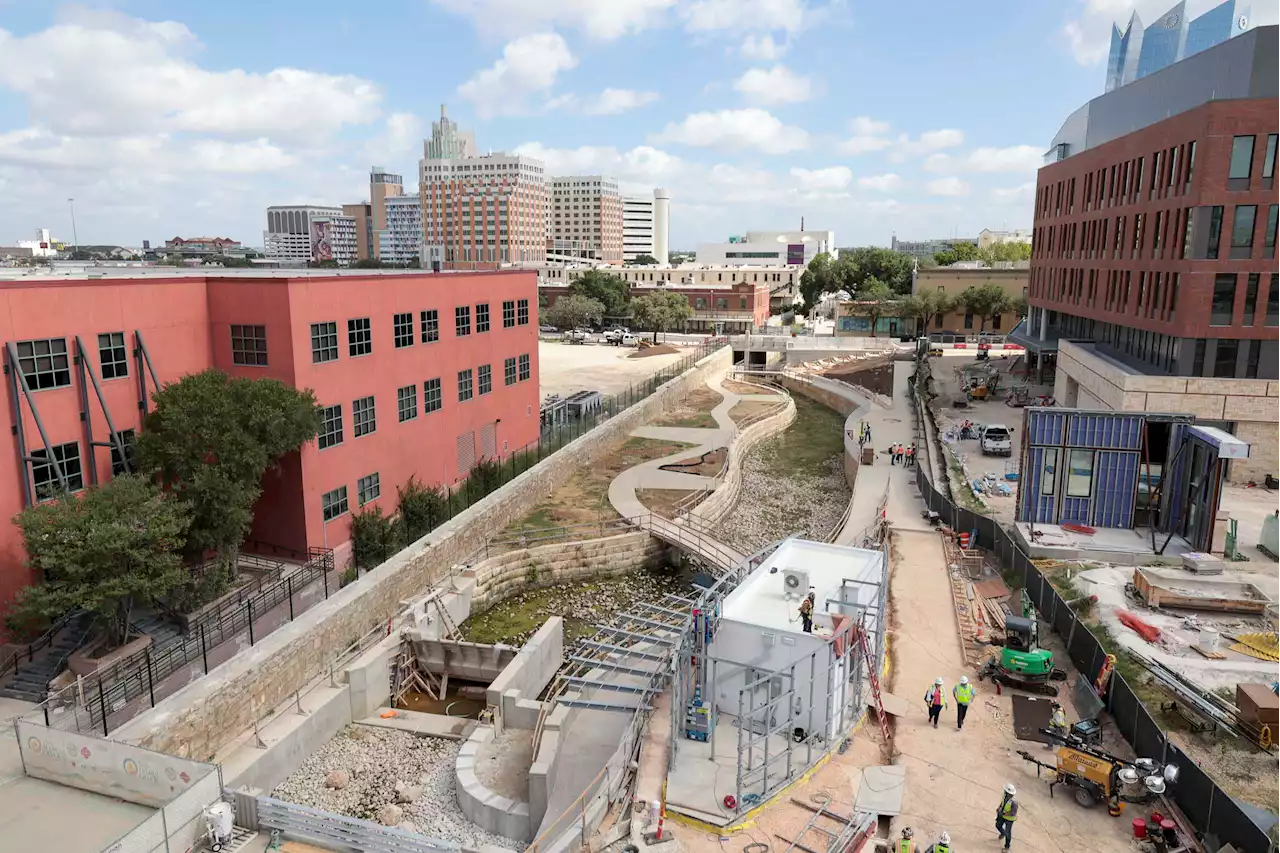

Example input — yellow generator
[1019,731,1179,809]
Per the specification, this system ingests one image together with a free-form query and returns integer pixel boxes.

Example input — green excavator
[979,591,1068,696]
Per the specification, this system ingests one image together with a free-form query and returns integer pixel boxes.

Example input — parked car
[539,324,558,334]
[603,327,631,343]
[564,329,589,343]
[980,424,1013,457]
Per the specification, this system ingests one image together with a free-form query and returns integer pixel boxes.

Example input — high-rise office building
[548,176,624,263]
[342,202,373,261]
[380,194,425,266]
[623,195,655,261]
[1106,0,1253,92]
[264,206,358,265]
[419,106,547,270]
[369,167,403,260]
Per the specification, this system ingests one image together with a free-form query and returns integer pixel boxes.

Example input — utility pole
[67,198,79,256]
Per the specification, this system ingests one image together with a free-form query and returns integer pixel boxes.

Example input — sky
[0,0,1274,251]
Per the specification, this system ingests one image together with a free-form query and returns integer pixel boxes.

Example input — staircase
[129,613,184,649]
[0,612,96,703]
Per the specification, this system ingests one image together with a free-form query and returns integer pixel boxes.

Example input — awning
[1188,425,1250,459]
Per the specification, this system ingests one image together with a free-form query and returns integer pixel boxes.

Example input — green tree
[135,370,322,563]
[1012,294,1029,319]
[630,291,695,343]
[847,279,899,337]
[568,270,630,317]
[958,282,1016,335]
[980,241,1032,265]
[398,476,449,543]
[546,294,605,331]
[205,254,252,268]
[6,475,191,649]
[932,241,982,266]
[898,288,957,336]
[352,258,387,269]
[630,254,658,265]
[350,505,397,569]
[838,247,915,295]
[799,252,837,311]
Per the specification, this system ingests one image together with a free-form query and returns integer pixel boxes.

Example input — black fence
[908,384,1274,853]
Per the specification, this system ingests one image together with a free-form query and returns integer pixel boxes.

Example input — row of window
[320,471,383,522]
[1034,204,1277,262]
[1211,273,1280,328]
[317,354,532,450]
[25,430,136,501]
[306,300,530,365]
[15,332,130,391]
[1049,313,1272,380]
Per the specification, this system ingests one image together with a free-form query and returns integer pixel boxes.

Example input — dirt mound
[628,342,680,358]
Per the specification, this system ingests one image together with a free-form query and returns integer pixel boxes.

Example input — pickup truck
[564,329,590,344]
[979,424,1013,457]
[603,327,631,344]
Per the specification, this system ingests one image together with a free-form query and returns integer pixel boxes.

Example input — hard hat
[1004,783,1016,796]
[938,831,951,844]
[934,676,944,685]
[959,676,969,686]
[901,828,913,839]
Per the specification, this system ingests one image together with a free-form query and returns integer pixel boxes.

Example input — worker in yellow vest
[952,676,975,730]
[895,827,916,853]
[924,830,951,853]
[995,783,1018,850]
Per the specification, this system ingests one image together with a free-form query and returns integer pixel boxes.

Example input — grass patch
[755,394,845,478]
[650,385,723,429]
[728,400,783,425]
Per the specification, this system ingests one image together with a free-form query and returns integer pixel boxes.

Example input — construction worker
[995,783,1018,850]
[895,827,916,853]
[907,444,917,467]
[1048,701,1068,746]
[798,590,814,633]
[924,830,951,853]
[952,676,975,729]
[923,676,947,727]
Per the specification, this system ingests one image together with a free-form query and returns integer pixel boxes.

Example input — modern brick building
[0,270,540,618]
[1017,25,1278,482]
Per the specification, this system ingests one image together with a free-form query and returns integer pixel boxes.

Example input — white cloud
[683,0,810,34]
[551,88,661,115]
[0,127,296,174]
[0,14,382,140]
[991,182,1036,204]
[513,142,685,188]
[789,166,852,191]
[849,116,890,136]
[926,177,970,197]
[653,108,809,154]
[457,33,577,117]
[740,33,787,60]
[361,112,425,164]
[430,0,676,40]
[889,128,964,162]
[840,135,893,156]
[857,173,901,192]
[924,144,1042,174]
[734,65,814,105]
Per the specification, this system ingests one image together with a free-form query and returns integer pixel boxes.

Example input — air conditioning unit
[782,569,809,598]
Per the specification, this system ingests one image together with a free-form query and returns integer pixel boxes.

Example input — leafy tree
[350,505,397,569]
[464,459,505,504]
[847,279,899,337]
[799,252,837,311]
[958,283,1016,335]
[6,475,191,649]
[982,241,1032,264]
[630,254,658,266]
[398,476,449,543]
[630,291,694,343]
[547,294,605,331]
[839,247,915,295]
[898,289,957,336]
[1012,294,1029,319]
[352,258,387,269]
[205,254,252,268]
[135,370,322,563]
[568,270,630,317]
[932,241,982,266]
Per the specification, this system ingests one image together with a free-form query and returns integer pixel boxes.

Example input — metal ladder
[858,625,892,745]
[431,594,461,640]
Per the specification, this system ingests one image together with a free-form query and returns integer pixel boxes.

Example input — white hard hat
[959,676,969,686]
[1004,783,1016,796]
[938,831,951,844]
[934,676,944,685]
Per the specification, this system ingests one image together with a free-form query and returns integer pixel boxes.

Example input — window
[1066,450,1094,498]
[1206,206,1223,259]
[110,428,136,476]
[1228,135,1254,189]
[230,324,268,366]
[421,309,439,343]
[1192,339,1207,375]
[353,395,376,436]
[311,322,339,363]
[694,297,706,309]
[92,331,129,380]
[715,297,729,310]
[1245,340,1262,379]
[1264,134,1278,187]
[424,378,443,413]
[1211,275,1236,326]
[322,486,348,521]
[1040,449,1058,496]
[504,356,518,386]
[476,303,490,333]
[502,300,516,327]
[394,312,414,348]
[1230,205,1256,259]
[457,368,474,402]
[455,306,471,337]
[357,473,381,506]
[963,312,974,330]
[518,353,531,381]
[1267,275,1279,327]
[478,364,492,395]
[992,313,1002,330]
[16,338,71,390]
[319,404,343,449]
[397,385,418,422]
[1214,340,1239,378]
[1266,205,1277,259]
[739,297,747,309]
[1183,141,1195,191]
[31,441,83,500]
[1244,273,1259,326]
[348,318,372,356]
[517,299,530,325]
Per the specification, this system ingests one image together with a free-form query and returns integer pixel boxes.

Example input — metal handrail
[0,609,83,682]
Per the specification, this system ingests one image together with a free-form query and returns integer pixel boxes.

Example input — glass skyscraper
[1106,0,1253,92]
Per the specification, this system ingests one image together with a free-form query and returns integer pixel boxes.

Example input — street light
[67,198,79,256]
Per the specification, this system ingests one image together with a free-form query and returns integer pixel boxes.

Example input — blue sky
[0,0,1273,250]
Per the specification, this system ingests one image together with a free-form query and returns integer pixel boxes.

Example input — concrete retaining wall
[692,398,797,526]
[456,724,532,842]
[488,618,563,735]
[113,346,732,762]
[410,637,518,683]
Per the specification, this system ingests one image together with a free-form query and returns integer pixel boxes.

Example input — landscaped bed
[648,385,723,429]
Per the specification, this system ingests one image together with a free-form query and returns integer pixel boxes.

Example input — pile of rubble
[714,453,851,552]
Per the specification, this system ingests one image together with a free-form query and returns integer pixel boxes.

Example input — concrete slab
[875,691,913,719]
[358,708,477,740]
[854,765,905,816]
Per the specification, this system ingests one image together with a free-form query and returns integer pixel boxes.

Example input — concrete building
[379,195,425,267]
[697,230,836,267]
[653,188,671,265]
[264,206,358,266]
[1106,0,1254,93]
[9,229,62,258]
[342,202,373,262]
[419,106,547,270]
[0,268,541,617]
[161,237,246,259]
[916,266,1028,335]
[548,175,624,263]
[1019,26,1278,482]
[623,194,655,261]
[369,167,403,260]
[978,228,1033,248]
[890,234,978,262]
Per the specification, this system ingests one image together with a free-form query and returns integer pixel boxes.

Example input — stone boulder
[377,804,404,826]
[324,771,349,790]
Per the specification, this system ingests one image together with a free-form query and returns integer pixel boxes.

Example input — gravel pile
[272,725,526,849]
[714,454,851,552]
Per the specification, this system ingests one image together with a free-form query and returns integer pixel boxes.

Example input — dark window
[1244,274,1259,326]
[502,300,516,328]
[394,312,414,348]
[32,441,83,500]
[353,395,376,436]
[348,318,372,356]
[1066,449,1094,498]
[1210,275,1236,326]
[455,306,471,337]
[311,322,339,363]
[16,338,71,390]
[476,303,490,333]
[715,297,729,310]
[517,299,530,326]
[740,297,747,309]
[1229,135,1254,188]
[992,313,1002,330]
[478,364,492,395]
[319,404,343,449]
[1206,206,1223,259]
[397,385,418,422]
[1230,205,1256,259]
[1040,449,1058,496]
[322,486,348,521]
[1245,340,1261,379]
[1192,339,1207,375]
[1266,205,1277,259]
[1213,340,1239,378]
[1182,141,1194,191]
[518,353,531,381]
[110,428,136,476]
[424,378,443,413]
[230,325,268,366]
[421,309,439,343]
[457,368,474,402]
[98,332,128,379]
[1264,134,1278,186]
[504,356,518,386]
[963,312,973,329]
[357,472,380,506]
[1267,274,1279,327]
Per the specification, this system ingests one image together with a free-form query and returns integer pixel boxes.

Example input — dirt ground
[728,400,783,425]
[659,447,727,477]
[636,488,706,519]
[650,385,723,428]
[723,378,779,395]
[538,340,688,400]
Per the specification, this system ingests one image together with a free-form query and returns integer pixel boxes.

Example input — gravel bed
[713,454,851,553]
[272,725,526,849]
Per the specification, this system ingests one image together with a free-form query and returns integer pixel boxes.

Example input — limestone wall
[693,398,797,525]
[112,346,732,762]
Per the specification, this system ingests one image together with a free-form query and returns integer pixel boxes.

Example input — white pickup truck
[603,327,631,343]
[979,423,1013,457]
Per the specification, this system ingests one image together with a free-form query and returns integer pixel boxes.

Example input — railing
[0,608,84,684]
[255,796,461,853]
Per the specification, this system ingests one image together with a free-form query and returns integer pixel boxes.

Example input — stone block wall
[112,347,731,762]
[693,398,796,525]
